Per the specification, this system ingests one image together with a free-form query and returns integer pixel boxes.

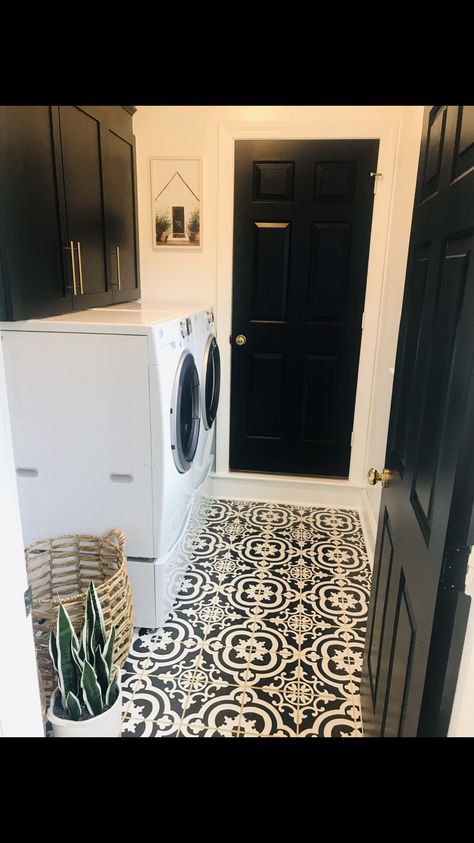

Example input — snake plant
[49,581,120,720]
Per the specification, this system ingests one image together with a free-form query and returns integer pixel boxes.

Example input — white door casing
[213,112,423,516]
[0,339,43,737]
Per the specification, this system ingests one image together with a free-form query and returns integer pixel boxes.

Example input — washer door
[201,335,221,430]
[170,351,201,473]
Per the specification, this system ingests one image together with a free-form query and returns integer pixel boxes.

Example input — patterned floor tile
[121,716,181,737]
[120,498,371,738]
[237,685,300,737]
[179,684,248,737]
[298,696,364,737]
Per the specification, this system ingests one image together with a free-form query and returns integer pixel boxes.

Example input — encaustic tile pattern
[121,498,371,737]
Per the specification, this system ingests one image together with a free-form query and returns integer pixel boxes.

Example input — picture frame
[151,157,202,250]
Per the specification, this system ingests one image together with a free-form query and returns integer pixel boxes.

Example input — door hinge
[361,311,365,332]
[229,334,232,345]
[370,171,383,194]
[350,431,354,448]
[440,545,471,592]
[24,585,33,617]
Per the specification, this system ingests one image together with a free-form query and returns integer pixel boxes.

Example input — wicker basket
[25,528,134,711]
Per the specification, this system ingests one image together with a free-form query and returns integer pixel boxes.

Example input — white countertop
[0,300,213,333]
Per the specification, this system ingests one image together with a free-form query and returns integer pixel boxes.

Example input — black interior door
[58,106,111,309]
[104,124,140,304]
[230,139,378,477]
[360,105,474,737]
[0,106,71,320]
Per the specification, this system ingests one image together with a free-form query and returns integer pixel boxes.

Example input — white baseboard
[358,487,377,567]
[206,471,362,510]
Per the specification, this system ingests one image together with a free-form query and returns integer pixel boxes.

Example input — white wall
[449,551,474,736]
[0,341,43,736]
[134,106,423,509]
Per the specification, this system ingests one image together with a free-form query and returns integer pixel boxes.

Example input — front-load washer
[191,308,220,490]
[0,305,201,560]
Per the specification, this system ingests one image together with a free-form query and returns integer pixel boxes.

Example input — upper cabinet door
[103,124,140,303]
[58,106,112,309]
[0,106,72,320]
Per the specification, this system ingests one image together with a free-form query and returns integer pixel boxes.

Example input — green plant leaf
[85,583,96,658]
[66,691,82,721]
[105,671,120,708]
[102,626,116,674]
[94,645,109,697]
[49,629,58,673]
[56,603,79,708]
[71,636,84,672]
[81,659,104,717]
[88,580,106,651]
[81,619,90,665]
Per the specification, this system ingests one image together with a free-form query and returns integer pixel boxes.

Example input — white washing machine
[191,308,221,490]
[1,305,202,627]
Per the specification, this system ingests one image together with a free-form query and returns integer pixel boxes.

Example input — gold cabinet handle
[77,241,84,294]
[235,334,247,346]
[116,245,121,291]
[70,240,77,295]
[368,467,391,487]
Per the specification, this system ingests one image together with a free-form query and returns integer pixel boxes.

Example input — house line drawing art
[151,158,201,248]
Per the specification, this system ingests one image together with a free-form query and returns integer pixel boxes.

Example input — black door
[0,106,72,320]
[360,106,474,737]
[103,123,140,304]
[172,207,185,238]
[230,139,378,477]
[58,106,111,309]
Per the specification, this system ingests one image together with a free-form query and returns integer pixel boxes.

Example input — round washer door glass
[170,351,200,473]
[202,335,221,430]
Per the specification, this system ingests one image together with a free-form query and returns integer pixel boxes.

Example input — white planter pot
[47,682,123,738]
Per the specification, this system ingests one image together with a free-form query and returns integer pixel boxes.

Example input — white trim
[206,470,362,509]
[215,118,400,489]
[358,487,377,568]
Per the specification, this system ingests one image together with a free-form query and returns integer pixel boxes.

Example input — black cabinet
[0,105,140,321]
[0,106,71,319]
[57,106,110,308]
[103,118,140,304]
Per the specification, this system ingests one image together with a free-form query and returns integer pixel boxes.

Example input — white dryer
[191,308,221,490]
[0,305,201,561]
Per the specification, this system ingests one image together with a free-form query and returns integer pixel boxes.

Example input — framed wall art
[151,157,202,250]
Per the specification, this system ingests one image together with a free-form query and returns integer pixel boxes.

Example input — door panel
[391,244,430,476]
[452,105,474,180]
[231,139,379,477]
[382,572,416,738]
[59,106,110,307]
[367,509,394,707]
[253,222,290,320]
[247,352,284,439]
[0,106,71,320]
[361,105,474,737]
[308,223,351,322]
[104,127,140,301]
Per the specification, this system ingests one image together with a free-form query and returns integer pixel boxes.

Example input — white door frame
[214,118,400,506]
[0,342,43,737]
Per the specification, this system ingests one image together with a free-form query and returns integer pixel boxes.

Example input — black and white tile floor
[121,498,371,737]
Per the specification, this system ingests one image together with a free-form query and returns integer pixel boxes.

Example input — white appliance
[1,305,202,628]
[191,308,221,490]
[106,300,220,492]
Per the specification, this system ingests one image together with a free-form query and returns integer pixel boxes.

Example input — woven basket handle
[102,529,126,552]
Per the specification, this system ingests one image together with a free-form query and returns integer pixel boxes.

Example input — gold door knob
[368,467,391,487]
[235,334,247,346]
